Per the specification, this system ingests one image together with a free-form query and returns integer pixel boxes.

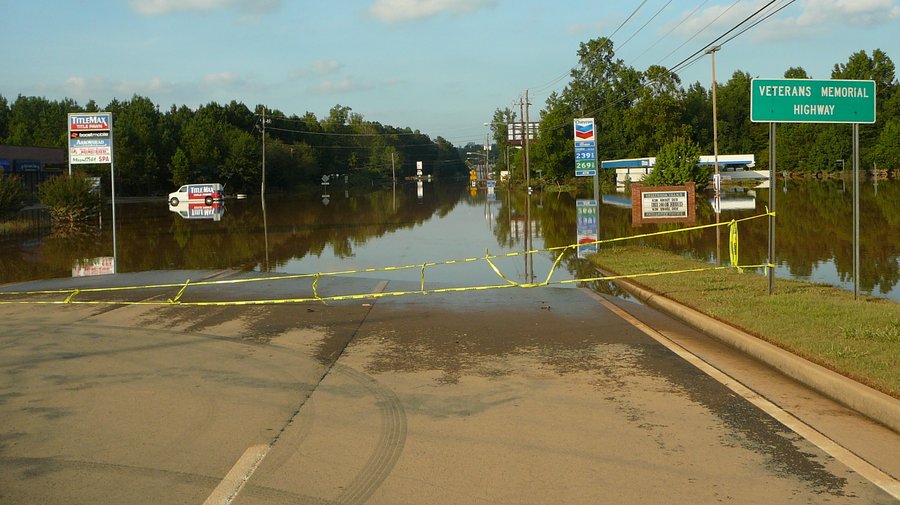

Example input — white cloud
[674,0,900,42]
[792,0,900,26]
[370,0,497,23]
[311,60,343,75]
[670,3,759,39]
[63,75,178,101]
[290,60,344,80]
[129,0,279,16]
[312,79,375,94]
[203,72,239,84]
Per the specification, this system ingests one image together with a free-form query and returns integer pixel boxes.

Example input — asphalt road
[1,271,898,504]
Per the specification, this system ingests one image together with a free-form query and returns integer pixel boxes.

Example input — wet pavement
[1,271,898,504]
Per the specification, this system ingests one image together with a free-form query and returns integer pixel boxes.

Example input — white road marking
[202,279,391,505]
[202,444,270,505]
[583,289,900,501]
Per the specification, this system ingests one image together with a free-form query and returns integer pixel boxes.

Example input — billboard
[573,118,597,177]
[68,113,113,164]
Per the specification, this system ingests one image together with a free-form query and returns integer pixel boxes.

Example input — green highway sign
[750,78,876,124]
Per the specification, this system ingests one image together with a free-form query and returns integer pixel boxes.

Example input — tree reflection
[1,179,897,299]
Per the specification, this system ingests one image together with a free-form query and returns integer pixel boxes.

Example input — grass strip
[591,245,900,399]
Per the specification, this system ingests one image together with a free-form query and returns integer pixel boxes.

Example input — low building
[602,154,762,188]
[0,145,66,201]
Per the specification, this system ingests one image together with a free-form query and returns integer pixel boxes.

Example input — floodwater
[1,177,898,301]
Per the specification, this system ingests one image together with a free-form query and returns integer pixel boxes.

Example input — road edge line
[581,288,900,500]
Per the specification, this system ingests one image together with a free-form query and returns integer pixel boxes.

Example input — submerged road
[1,270,899,504]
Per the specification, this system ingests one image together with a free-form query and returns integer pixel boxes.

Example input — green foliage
[0,94,465,197]
[38,174,101,223]
[873,118,900,169]
[643,137,707,187]
[0,175,27,215]
[514,39,899,180]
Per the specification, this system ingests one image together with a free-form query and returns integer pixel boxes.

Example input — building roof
[0,145,66,165]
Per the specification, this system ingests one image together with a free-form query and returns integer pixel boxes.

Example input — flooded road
[1,177,899,300]
[2,271,898,504]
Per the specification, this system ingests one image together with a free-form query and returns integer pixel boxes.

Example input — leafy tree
[222,128,259,193]
[0,95,9,141]
[624,65,688,156]
[873,118,900,169]
[109,95,162,194]
[0,174,26,214]
[681,82,712,153]
[169,148,192,187]
[5,95,75,147]
[784,66,810,79]
[643,137,706,187]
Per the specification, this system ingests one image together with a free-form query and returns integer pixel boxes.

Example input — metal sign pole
[111,158,117,274]
[853,123,860,300]
[768,122,776,294]
[109,113,117,274]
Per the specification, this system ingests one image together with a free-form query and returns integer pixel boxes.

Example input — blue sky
[2,0,898,146]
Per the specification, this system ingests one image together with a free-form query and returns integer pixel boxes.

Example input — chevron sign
[573,118,597,177]
[574,119,595,141]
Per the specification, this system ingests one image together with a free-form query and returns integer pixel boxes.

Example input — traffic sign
[750,78,876,123]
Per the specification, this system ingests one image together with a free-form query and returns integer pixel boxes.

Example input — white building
[603,154,763,188]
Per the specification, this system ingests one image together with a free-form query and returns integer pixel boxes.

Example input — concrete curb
[611,277,900,435]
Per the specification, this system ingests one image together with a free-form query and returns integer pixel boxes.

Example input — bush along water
[39,174,101,224]
[0,174,27,217]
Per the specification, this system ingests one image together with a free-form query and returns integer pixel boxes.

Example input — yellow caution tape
[0,212,776,306]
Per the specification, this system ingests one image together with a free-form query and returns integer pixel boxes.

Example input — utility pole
[524,89,533,283]
[706,46,721,199]
[260,107,271,198]
[525,89,531,193]
[519,96,526,182]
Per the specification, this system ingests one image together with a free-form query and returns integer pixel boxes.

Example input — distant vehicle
[168,183,224,206]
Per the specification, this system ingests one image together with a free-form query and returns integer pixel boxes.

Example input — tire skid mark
[332,364,407,505]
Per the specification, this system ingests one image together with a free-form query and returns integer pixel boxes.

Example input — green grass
[591,246,900,399]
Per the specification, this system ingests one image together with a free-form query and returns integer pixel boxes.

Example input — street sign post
[750,78,876,124]
[67,112,117,274]
[751,78,876,299]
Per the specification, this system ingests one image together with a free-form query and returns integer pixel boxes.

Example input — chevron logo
[574,122,594,140]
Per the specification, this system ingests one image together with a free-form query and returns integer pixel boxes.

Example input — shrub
[0,174,27,215]
[644,137,709,187]
[38,174,101,223]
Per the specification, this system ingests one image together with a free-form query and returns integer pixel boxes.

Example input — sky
[2,0,899,146]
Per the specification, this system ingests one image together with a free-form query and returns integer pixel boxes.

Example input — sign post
[573,118,600,224]
[68,113,116,274]
[751,78,876,298]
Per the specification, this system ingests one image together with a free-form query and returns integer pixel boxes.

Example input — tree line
[488,37,900,183]
[0,97,467,196]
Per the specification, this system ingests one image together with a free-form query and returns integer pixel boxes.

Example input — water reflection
[1,178,898,301]
[168,201,225,221]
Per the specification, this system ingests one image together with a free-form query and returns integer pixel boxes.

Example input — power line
[617,0,675,51]
[529,0,652,98]
[631,0,711,64]
[718,0,795,47]
[610,0,650,40]
[536,0,792,135]
[668,0,779,75]
[655,0,741,70]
